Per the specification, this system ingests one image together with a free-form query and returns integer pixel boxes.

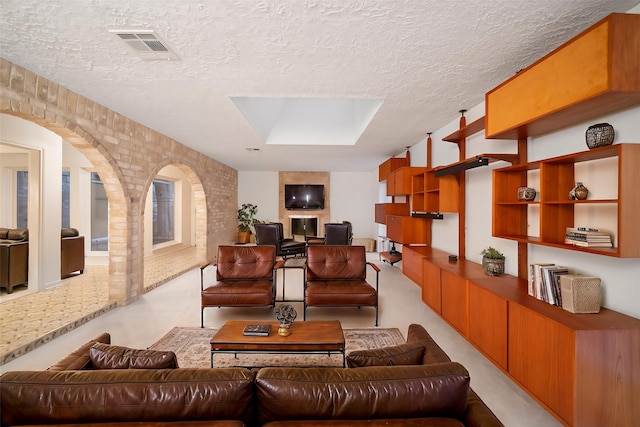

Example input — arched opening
[0,113,129,303]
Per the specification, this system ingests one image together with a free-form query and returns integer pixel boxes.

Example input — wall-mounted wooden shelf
[411,212,444,220]
[442,116,485,143]
[485,13,640,139]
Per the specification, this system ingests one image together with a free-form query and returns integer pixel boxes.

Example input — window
[91,172,108,251]
[61,171,70,228]
[152,178,175,245]
[16,170,28,228]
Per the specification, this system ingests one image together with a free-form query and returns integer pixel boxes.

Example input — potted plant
[480,246,505,276]
[237,203,257,244]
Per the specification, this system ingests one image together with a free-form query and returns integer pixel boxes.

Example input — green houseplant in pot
[237,203,257,244]
[480,246,505,276]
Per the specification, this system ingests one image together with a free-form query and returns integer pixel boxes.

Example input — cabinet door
[402,247,423,286]
[422,259,441,313]
[508,303,575,425]
[468,282,507,369]
[441,270,468,336]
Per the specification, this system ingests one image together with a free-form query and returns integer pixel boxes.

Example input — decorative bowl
[517,187,536,201]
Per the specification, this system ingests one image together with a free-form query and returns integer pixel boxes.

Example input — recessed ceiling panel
[231,97,383,146]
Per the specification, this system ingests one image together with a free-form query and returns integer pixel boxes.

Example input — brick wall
[0,58,237,305]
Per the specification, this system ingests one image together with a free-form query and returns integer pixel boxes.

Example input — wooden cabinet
[468,281,507,370]
[386,215,430,244]
[486,13,640,139]
[374,202,409,225]
[399,248,640,426]
[422,259,441,313]
[440,270,468,336]
[508,304,575,424]
[387,166,425,196]
[401,246,423,286]
[379,156,409,182]
[493,143,640,257]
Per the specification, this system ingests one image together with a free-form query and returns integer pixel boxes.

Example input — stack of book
[528,263,569,306]
[564,227,612,248]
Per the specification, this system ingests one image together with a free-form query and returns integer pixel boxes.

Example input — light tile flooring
[0,249,562,427]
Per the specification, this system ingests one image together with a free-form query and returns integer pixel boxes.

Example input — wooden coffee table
[210,320,345,368]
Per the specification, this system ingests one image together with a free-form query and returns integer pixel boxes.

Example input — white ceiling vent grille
[109,29,179,61]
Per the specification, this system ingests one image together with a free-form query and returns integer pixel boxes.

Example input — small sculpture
[275,304,297,336]
[517,187,536,201]
[569,182,589,200]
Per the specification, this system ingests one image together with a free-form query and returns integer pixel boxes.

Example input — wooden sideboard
[402,245,640,427]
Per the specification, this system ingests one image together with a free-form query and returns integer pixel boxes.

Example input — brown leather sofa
[0,228,29,293]
[0,228,84,293]
[0,324,503,426]
[61,227,85,278]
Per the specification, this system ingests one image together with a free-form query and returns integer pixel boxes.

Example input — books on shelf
[564,227,612,248]
[242,324,271,336]
[529,263,569,306]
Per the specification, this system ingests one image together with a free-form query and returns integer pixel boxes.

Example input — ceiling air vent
[109,29,179,61]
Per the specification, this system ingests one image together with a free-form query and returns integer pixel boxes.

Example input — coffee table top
[211,320,344,352]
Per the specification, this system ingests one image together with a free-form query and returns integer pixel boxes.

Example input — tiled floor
[0,249,562,427]
[0,246,202,364]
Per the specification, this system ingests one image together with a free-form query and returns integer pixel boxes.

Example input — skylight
[230,97,383,146]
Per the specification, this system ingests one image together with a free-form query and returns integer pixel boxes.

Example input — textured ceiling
[1,0,638,172]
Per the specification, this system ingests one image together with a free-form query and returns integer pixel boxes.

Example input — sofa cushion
[89,343,179,369]
[7,228,28,241]
[61,227,80,237]
[48,333,111,371]
[346,343,425,368]
[0,228,8,239]
[255,363,470,424]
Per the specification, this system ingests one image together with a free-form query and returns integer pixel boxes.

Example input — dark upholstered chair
[254,222,306,258]
[200,245,282,327]
[324,221,353,245]
[306,221,353,246]
[304,245,380,326]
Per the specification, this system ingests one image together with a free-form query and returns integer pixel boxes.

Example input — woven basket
[585,123,614,149]
[560,275,601,313]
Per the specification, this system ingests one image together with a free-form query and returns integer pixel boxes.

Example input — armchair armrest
[367,262,380,292]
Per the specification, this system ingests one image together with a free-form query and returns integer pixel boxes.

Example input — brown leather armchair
[254,222,306,258]
[0,228,29,294]
[304,245,379,326]
[200,245,282,327]
[61,228,85,278]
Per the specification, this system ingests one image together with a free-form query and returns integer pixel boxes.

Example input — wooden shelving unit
[493,143,640,258]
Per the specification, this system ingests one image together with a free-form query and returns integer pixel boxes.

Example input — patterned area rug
[149,326,405,368]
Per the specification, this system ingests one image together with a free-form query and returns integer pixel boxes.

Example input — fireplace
[291,217,318,238]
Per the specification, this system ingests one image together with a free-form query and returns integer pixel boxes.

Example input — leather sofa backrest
[48,333,111,371]
[255,363,470,424]
[306,245,366,281]
[6,228,28,241]
[0,368,255,426]
[216,245,276,281]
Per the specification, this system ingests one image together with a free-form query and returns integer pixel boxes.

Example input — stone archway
[0,111,130,303]
[139,161,208,294]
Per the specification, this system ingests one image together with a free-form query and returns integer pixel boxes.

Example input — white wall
[238,170,379,240]
[407,101,640,319]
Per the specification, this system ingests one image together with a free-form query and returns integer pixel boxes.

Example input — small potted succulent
[237,203,258,244]
[480,246,505,276]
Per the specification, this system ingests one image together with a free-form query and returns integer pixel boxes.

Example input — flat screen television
[284,184,325,210]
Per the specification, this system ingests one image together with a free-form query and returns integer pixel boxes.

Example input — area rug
[149,326,405,368]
